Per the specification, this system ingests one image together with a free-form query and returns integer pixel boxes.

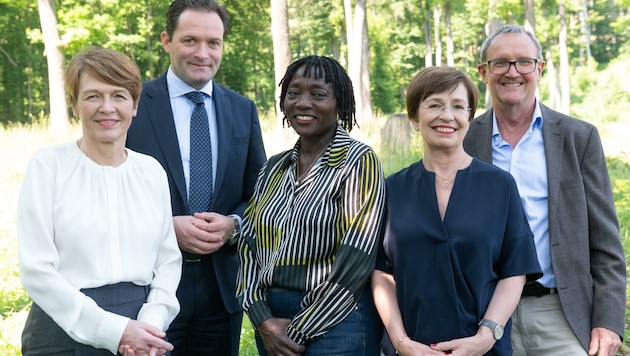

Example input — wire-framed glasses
[419,104,472,116]
[485,58,540,74]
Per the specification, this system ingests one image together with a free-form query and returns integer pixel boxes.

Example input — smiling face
[73,72,137,147]
[283,65,339,143]
[478,32,544,111]
[161,9,224,89]
[411,83,470,151]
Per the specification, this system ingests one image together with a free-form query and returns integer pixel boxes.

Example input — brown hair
[165,0,229,39]
[65,47,142,108]
[406,66,479,122]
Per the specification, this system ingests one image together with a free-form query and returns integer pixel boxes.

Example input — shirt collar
[492,99,544,140]
[166,67,214,99]
[289,125,352,169]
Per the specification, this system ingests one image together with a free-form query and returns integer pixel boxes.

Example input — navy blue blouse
[376,158,542,355]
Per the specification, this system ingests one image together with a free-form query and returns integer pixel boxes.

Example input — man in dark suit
[126,0,266,354]
[464,24,625,356]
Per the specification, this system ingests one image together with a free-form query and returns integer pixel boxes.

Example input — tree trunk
[358,0,372,122]
[559,1,570,114]
[483,1,503,109]
[579,0,592,64]
[38,0,68,133]
[421,0,433,67]
[346,0,372,122]
[271,0,291,124]
[433,3,442,66]
[444,1,455,67]
[145,2,154,78]
[523,0,535,34]
[545,46,560,110]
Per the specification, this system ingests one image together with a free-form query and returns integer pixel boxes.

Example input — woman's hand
[118,320,173,356]
[395,336,449,356]
[429,331,495,356]
[257,318,305,356]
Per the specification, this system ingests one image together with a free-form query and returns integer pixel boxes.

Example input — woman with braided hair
[237,55,386,356]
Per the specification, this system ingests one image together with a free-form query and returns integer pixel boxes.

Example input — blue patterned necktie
[185,91,213,215]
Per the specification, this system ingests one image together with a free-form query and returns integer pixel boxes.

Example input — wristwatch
[227,214,241,245]
[478,319,504,340]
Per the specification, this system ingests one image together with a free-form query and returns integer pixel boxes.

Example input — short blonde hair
[65,47,142,107]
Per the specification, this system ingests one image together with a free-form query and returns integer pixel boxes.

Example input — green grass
[1,117,629,355]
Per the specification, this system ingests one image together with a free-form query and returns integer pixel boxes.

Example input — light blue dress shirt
[491,101,555,288]
[166,68,218,200]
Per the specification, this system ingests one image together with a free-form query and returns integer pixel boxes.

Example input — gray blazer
[463,103,626,350]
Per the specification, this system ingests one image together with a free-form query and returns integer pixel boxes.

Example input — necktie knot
[185,91,207,105]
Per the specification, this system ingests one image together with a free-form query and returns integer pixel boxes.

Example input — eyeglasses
[419,104,472,116]
[485,58,540,74]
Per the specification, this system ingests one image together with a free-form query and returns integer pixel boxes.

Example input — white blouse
[18,141,181,354]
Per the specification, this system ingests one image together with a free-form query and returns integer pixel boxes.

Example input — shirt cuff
[247,300,274,329]
[96,312,129,354]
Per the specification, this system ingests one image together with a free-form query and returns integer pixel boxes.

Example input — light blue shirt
[166,69,218,200]
[491,101,555,287]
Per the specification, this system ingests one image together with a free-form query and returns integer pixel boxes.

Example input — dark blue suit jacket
[126,73,266,313]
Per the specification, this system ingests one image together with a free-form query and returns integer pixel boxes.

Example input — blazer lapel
[540,104,564,216]
[144,76,188,205]
[466,110,494,163]
[211,83,232,209]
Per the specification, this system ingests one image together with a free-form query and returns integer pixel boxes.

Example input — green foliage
[239,315,258,355]
[2,0,630,124]
[570,53,630,123]
[216,0,274,110]
[0,1,47,124]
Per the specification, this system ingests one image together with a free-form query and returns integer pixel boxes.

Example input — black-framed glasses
[419,104,472,116]
[485,58,540,74]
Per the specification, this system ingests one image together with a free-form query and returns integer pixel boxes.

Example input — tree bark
[523,0,535,34]
[38,0,68,132]
[559,1,570,114]
[444,1,455,67]
[270,0,291,124]
[433,3,442,66]
[421,0,433,67]
[483,1,503,109]
[345,0,372,122]
[358,0,372,122]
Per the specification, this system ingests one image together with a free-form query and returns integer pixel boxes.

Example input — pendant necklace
[432,155,468,190]
[297,144,328,181]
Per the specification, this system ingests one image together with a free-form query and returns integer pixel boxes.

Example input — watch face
[494,325,504,340]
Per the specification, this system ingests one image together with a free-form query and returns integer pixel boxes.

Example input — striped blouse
[237,126,386,344]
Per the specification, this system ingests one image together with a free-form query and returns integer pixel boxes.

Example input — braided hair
[279,56,356,131]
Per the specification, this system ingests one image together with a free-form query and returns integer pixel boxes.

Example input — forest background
[1,0,629,354]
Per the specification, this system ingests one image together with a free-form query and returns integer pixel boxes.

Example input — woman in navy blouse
[371,67,542,356]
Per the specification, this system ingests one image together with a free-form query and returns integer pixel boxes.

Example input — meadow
[0,112,628,355]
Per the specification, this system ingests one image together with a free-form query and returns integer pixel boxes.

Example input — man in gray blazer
[464,24,625,356]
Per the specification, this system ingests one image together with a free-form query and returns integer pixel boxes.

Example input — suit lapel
[467,110,494,163]
[144,76,188,205]
[211,83,232,209]
[540,104,563,216]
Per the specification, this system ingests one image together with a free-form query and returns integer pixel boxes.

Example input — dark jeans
[22,282,150,356]
[256,287,382,356]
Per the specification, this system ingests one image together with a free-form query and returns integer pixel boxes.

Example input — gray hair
[479,24,543,63]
